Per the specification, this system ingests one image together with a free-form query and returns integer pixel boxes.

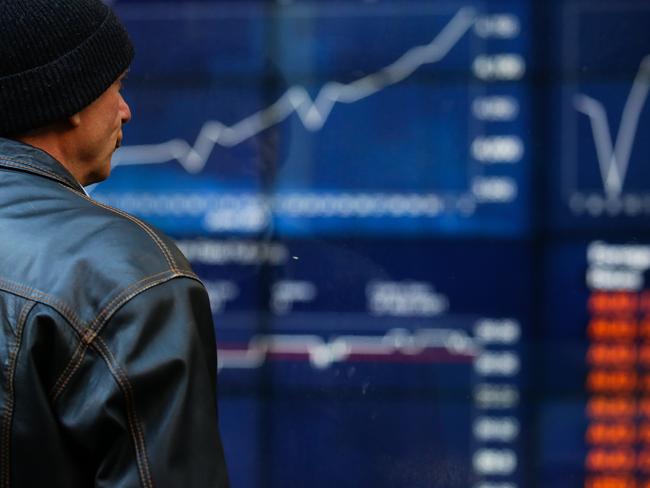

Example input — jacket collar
[0,137,85,194]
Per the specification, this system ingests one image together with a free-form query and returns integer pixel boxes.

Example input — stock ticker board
[96,0,650,487]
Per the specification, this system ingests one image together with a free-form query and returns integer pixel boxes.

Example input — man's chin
[84,175,109,187]
[84,163,111,186]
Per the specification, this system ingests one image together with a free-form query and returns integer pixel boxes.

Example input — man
[0,1,229,486]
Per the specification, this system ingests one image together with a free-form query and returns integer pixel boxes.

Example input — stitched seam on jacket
[49,272,199,401]
[58,184,179,272]
[91,271,203,339]
[87,271,175,334]
[92,337,155,488]
[0,279,84,335]
[0,158,79,191]
[0,301,36,488]
[49,340,88,402]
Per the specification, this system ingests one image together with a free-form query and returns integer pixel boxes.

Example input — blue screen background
[94,0,650,486]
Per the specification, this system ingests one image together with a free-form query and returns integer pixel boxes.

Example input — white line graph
[573,55,650,198]
[112,7,477,174]
[218,328,477,370]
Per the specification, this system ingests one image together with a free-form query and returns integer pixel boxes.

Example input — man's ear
[68,112,82,128]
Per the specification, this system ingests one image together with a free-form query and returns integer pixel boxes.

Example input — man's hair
[0,0,134,137]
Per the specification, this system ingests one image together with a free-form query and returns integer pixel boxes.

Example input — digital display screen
[97,1,531,237]
[550,2,650,232]
[96,1,650,486]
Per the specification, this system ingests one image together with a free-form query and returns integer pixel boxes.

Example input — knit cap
[0,0,134,136]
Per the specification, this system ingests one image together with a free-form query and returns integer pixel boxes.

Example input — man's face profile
[68,72,132,186]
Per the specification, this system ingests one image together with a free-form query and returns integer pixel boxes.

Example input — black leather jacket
[0,138,229,487]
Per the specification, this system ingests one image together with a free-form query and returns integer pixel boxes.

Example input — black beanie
[0,0,135,136]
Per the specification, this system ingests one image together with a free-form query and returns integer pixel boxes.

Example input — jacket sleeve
[56,277,230,488]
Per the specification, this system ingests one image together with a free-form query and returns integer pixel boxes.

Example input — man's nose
[120,95,132,124]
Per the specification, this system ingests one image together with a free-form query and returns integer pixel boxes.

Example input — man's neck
[16,129,87,186]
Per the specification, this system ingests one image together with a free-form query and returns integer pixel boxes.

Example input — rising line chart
[111,7,477,174]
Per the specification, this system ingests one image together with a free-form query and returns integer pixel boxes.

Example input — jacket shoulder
[0,173,198,328]
[77,190,193,277]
